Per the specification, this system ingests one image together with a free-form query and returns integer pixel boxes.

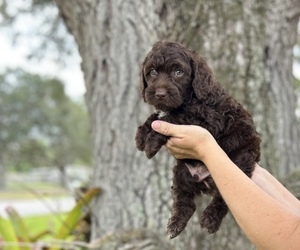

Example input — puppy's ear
[191,54,216,101]
[139,65,147,102]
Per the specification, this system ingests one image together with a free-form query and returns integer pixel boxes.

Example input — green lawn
[24,213,66,239]
[0,186,97,246]
[0,181,69,200]
[0,212,67,242]
[0,183,70,240]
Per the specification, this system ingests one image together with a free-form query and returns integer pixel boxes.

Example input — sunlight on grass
[0,182,69,200]
[24,213,66,239]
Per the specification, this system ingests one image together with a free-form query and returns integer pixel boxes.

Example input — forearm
[201,141,300,250]
[150,121,300,248]
[252,165,300,217]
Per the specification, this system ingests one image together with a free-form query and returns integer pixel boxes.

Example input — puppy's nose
[155,88,167,98]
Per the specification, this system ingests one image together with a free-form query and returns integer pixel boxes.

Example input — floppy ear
[139,64,147,102]
[191,54,216,101]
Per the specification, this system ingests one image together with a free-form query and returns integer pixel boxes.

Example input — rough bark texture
[262,2,300,176]
[53,0,176,244]
[54,0,299,249]
[170,0,300,177]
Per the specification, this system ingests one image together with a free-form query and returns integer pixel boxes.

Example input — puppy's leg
[200,193,228,233]
[167,163,196,239]
[136,125,151,151]
[135,113,159,151]
[144,130,168,158]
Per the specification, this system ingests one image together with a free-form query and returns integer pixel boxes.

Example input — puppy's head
[140,41,215,111]
[140,41,193,111]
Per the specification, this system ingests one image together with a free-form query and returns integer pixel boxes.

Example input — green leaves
[0,216,19,250]
[53,188,101,240]
[6,207,31,245]
[0,187,101,249]
[0,68,91,174]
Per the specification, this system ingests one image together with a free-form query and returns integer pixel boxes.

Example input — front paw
[135,126,147,151]
[144,131,168,159]
[144,143,160,159]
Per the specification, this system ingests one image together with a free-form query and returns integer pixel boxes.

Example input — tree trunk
[54,0,300,249]
[0,163,6,189]
[53,0,175,242]
[58,165,68,189]
[262,2,300,176]
[171,0,300,177]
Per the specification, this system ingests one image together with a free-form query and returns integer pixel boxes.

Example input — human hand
[151,121,216,161]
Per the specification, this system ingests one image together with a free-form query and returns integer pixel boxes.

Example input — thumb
[151,120,179,137]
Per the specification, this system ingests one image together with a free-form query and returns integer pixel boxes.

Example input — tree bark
[0,163,6,189]
[262,1,300,176]
[54,0,300,249]
[171,0,300,177]
[53,0,175,241]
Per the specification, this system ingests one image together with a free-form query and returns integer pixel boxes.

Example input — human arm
[251,165,300,217]
[151,121,300,250]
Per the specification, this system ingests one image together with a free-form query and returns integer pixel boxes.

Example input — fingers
[166,138,193,160]
[151,121,181,137]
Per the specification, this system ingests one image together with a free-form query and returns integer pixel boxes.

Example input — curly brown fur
[135,41,261,239]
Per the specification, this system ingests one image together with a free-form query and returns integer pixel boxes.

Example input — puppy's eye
[174,69,184,76]
[149,69,158,77]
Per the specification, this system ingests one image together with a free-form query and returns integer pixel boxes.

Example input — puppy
[135,41,260,238]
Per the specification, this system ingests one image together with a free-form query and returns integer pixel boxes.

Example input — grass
[0,181,72,237]
[23,213,66,239]
[0,212,67,241]
[0,181,69,200]
[0,187,99,248]
[0,182,71,240]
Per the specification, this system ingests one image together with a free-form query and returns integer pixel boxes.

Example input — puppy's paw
[135,136,145,151]
[144,132,168,158]
[167,216,187,239]
[144,143,160,159]
[200,213,221,234]
[135,127,147,151]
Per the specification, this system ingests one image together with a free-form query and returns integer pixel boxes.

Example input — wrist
[200,140,231,176]
[194,131,219,162]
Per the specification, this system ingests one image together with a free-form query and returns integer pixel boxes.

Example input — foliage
[0,0,74,64]
[53,188,99,241]
[23,213,63,239]
[0,68,91,173]
[0,187,101,250]
[0,216,19,250]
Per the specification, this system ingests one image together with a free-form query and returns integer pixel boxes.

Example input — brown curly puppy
[135,41,261,239]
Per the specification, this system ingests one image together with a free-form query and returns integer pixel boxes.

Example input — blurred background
[0,1,94,249]
[0,0,300,249]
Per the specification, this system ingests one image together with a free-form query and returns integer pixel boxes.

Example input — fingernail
[151,121,161,130]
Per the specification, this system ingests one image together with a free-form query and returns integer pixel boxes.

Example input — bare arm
[151,121,300,250]
[252,165,300,217]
